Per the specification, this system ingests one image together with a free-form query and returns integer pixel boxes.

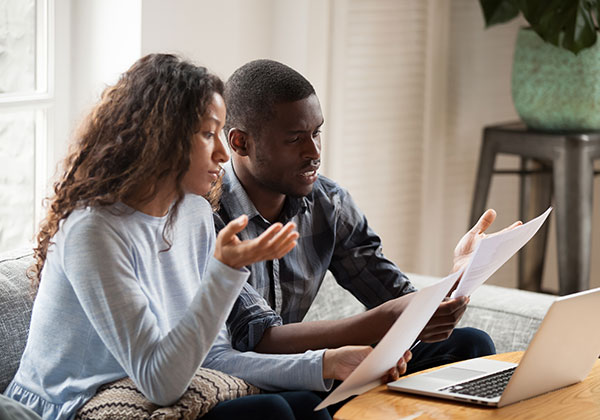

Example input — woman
[3,54,333,420]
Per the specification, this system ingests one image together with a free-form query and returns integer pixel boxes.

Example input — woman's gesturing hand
[214,215,299,269]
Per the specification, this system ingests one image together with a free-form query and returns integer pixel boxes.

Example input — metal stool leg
[470,131,497,227]
[553,138,594,295]
[518,158,552,291]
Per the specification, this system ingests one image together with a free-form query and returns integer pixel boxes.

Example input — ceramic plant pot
[512,28,600,131]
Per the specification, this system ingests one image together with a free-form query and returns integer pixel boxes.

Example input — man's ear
[228,128,250,157]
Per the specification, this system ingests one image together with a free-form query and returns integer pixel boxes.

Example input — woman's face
[182,93,229,196]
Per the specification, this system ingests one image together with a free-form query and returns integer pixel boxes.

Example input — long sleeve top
[4,195,249,420]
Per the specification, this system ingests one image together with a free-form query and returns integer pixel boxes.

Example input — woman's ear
[228,128,249,156]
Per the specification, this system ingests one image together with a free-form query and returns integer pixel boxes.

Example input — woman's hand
[214,215,299,269]
[322,346,412,382]
[323,346,372,380]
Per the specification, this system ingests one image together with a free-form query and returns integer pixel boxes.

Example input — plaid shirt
[216,161,416,351]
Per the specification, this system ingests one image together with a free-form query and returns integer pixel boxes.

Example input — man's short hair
[224,59,316,138]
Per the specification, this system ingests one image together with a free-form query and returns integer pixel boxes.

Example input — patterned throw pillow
[76,368,261,420]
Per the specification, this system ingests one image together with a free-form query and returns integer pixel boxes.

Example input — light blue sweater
[4,195,249,420]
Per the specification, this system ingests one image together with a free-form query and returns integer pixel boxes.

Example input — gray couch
[0,248,556,395]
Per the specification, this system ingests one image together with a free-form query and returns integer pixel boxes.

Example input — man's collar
[221,161,262,220]
[221,160,311,223]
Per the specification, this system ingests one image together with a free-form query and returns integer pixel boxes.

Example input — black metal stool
[470,122,600,295]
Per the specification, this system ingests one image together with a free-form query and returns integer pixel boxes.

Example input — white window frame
[0,0,53,235]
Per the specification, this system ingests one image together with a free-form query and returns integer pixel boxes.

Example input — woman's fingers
[254,222,298,257]
[241,222,298,262]
[218,215,249,244]
[215,217,299,268]
[269,224,299,256]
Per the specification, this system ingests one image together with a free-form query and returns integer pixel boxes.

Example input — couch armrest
[0,249,35,393]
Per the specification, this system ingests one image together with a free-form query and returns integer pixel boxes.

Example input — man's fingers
[422,331,454,342]
[488,220,523,238]
[389,351,412,380]
[426,315,463,329]
[387,366,400,382]
[396,357,407,375]
[471,209,496,234]
[434,297,469,315]
[420,324,455,341]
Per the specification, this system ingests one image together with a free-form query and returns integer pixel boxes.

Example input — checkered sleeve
[328,187,417,308]
[226,282,283,351]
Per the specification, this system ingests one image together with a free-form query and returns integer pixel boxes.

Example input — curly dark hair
[30,53,224,291]
[223,59,315,138]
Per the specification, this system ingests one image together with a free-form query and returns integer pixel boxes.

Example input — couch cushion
[303,272,366,321]
[76,367,260,420]
[0,248,35,393]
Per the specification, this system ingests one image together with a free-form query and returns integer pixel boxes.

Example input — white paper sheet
[314,271,460,411]
[451,207,552,298]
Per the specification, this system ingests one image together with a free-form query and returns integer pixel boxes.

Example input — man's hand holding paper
[418,296,470,342]
[418,208,522,343]
[452,209,523,275]
[451,207,552,298]
[314,207,551,411]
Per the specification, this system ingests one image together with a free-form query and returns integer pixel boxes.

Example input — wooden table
[334,352,600,420]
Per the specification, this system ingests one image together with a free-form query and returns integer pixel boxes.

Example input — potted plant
[480,0,600,131]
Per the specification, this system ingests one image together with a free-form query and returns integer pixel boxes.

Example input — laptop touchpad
[426,367,487,382]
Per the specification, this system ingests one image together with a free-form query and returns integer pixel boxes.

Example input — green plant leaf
[480,0,600,53]
[528,0,597,54]
[480,0,520,26]
[515,0,598,54]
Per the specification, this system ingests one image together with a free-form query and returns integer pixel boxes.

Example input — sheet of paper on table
[315,271,460,411]
[451,207,552,298]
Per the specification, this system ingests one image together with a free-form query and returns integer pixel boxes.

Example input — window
[0,0,51,252]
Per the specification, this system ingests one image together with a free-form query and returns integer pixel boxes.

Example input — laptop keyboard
[439,367,517,399]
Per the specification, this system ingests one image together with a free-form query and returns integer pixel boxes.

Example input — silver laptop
[387,287,600,407]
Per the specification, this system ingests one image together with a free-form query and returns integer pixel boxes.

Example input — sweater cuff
[207,257,250,284]
[314,349,334,392]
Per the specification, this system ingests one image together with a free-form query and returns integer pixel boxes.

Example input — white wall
[68,0,141,131]
[57,0,600,293]
[62,0,331,165]
[140,0,330,112]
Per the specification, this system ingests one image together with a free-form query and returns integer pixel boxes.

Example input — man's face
[246,94,324,198]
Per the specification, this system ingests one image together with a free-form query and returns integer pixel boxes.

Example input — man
[204,59,508,394]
